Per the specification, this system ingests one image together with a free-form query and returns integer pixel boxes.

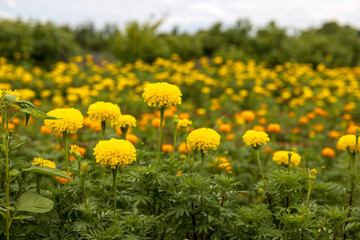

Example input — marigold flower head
[56,171,73,184]
[93,138,136,168]
[32,157,56,168]
[177,119,192,129]
[292,127,301,135]
[111,114,137,129]
[44,108,84,135]
[80,163,88,176]
[142,82,182,108]
[226,133,235,141]
[252,125,265,132]
[151,118,164,128]
[178,142,192,153]
[179,112,190,119]
[321,147,336,158]
[211,157,231,171]
[272,151,301,167]
[40,125,52,135]
[187,128,220,153]
[1,89,21,100]
[240,110,256,123]
[126,133,138,144]
[70,145,79,154]
[87,101,121,122]
[310,168,318,176]
[267,123,281,133]
[298,116,309,125]
[242,130,270,148]
[90,120,101,132]
[337,134,360,153]
[347,125,360,134]
[162,144,174,153]
[219,124,232,133]
[309,168,317,180]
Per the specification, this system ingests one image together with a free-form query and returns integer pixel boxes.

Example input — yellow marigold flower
[177,119,192,129]
[272,151,301,167]
[111,114,137,128]
[69,145,79,154]
[32,157,56,168]
[242,130,270,148]
[337,135,360,153]
[87,101,121,122]
[45,108,84,135]
[1,89,21,100]
[18,89,36,100]
[93,138,136,168]
[142,82,182,108]
[187,128,220,153]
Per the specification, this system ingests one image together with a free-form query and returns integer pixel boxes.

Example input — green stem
[63,132,69,174]
[256,149,265,181]
[185,128,190,159]
[173,128,177,153]
[8,110,21,123]
[200,150,205,212]
[121,126,129,140]
[305,180,314,207]
[36,174,42,194]
[201,150,205,177]
[156,107,165,165]
[101,121,106,140]
[112,166,118,218]
[4,106,10,240]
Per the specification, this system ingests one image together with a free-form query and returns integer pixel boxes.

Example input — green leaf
[16,192,53,213]
[13,100,36,109]
[0,144,5,152]
[14,215,29,220]
[9,169,20,178]
[3,94,17,104]
[25,113,30,126]
[23,166,72,179]
[20,108,58,120]
[6,206,15,211]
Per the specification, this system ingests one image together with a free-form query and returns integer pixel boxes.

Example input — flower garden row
[1,56,360,239]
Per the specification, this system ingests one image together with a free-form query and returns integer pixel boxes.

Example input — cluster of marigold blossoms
[3,55,360,183]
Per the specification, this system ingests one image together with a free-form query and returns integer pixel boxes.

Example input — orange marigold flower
[321,148,336,158]
[162,144,174,153]
[219,124,232,133]
[252,125,265,132]
[267,123,281,133]
[56,171,73,184]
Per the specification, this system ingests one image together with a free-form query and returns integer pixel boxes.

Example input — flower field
[1,54,360,239]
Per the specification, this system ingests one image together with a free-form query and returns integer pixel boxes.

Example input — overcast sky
[1,0,360,32]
